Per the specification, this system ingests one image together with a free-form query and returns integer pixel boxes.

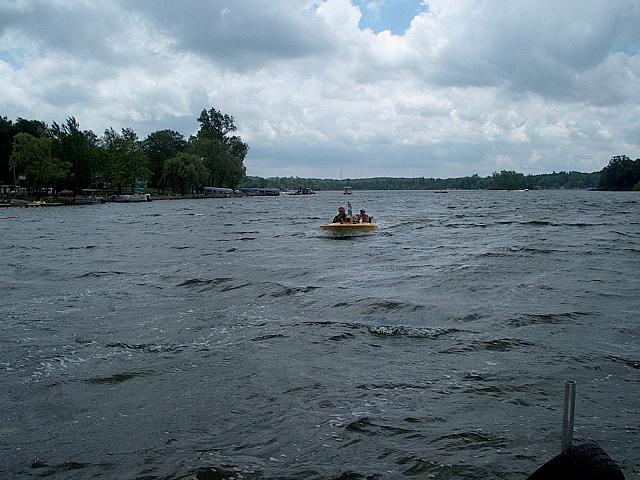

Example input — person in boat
[356,209,370,223]
[333,206,348,223]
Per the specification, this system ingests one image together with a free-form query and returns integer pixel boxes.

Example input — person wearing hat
[333,206,347,223]
[357,209,370,223]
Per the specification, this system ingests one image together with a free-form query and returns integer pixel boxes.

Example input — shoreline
[0,187,634,208]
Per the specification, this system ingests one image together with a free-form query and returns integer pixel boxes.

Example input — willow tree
[161,152,208,195]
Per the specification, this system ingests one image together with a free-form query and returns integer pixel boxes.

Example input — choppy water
[1,190,639,479]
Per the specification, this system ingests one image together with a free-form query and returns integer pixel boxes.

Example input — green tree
[488,170,526,190]
[50,117,100,192]
[226,135,249,160]
[598,155,640,191]
[142,129,188,189]
[191,137,245,188]
[161,152,209,195]
[102,128,151,193]
[191,108,248,188]
[13,118,47,137]
[0,116,13,184]
[1,117,48,184]
[10,133,70,198]
[196,108,237,141]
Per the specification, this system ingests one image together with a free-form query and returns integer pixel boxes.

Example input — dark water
[1,190,639,479]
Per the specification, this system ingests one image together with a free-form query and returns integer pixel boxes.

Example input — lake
[1,190,639,479]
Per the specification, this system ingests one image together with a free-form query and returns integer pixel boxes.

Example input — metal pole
[561,380,576,453]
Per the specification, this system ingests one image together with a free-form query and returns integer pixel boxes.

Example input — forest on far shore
[241,155,640,192]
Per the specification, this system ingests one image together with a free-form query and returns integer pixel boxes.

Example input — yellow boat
[320,221,378,238]
[322,202,378,238]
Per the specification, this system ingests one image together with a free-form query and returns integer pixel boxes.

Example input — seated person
[357,209,370,223]
[333,206,347,223]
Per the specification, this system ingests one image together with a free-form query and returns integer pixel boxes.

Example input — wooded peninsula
[1,109,639,197]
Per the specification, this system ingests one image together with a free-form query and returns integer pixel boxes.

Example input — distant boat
[236,187,280,196]
[287,187,315,195]
[343,186,352,195]
[434,189,448,193]
[75,189,104,204]
[110,193,151,202]
[204,187,234,197]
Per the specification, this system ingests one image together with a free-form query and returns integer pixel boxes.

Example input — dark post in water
[561,380,576,453]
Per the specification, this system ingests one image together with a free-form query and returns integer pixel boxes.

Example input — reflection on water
[1,190,639,479]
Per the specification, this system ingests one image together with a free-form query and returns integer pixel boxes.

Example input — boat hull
[320,222,378,238]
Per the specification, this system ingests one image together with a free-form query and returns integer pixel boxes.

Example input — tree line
[241,156,640,192]
[242,170,601,191]
[0,108,247,196]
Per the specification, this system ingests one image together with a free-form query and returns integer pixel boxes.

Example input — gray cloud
[122,0,337,68]
[0,1,132,63]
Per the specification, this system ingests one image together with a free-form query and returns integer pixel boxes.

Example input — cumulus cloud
[0,0,638,178]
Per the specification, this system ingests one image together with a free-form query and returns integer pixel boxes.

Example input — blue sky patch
[353,0,426,35]
[0,49,25,68]
[612,40,637,55]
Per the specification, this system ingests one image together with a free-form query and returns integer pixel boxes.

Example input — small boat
[320,221,378,238]
[204,187,234,197]
[434,189,448,193]
[343,186,352,195]
[75,189,104,204]
[287,187,315,195]
[110,193,151,202]
[235,187,280,196]
[321,201,377,238]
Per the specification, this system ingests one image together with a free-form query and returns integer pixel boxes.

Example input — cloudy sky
[1,0,639,179]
